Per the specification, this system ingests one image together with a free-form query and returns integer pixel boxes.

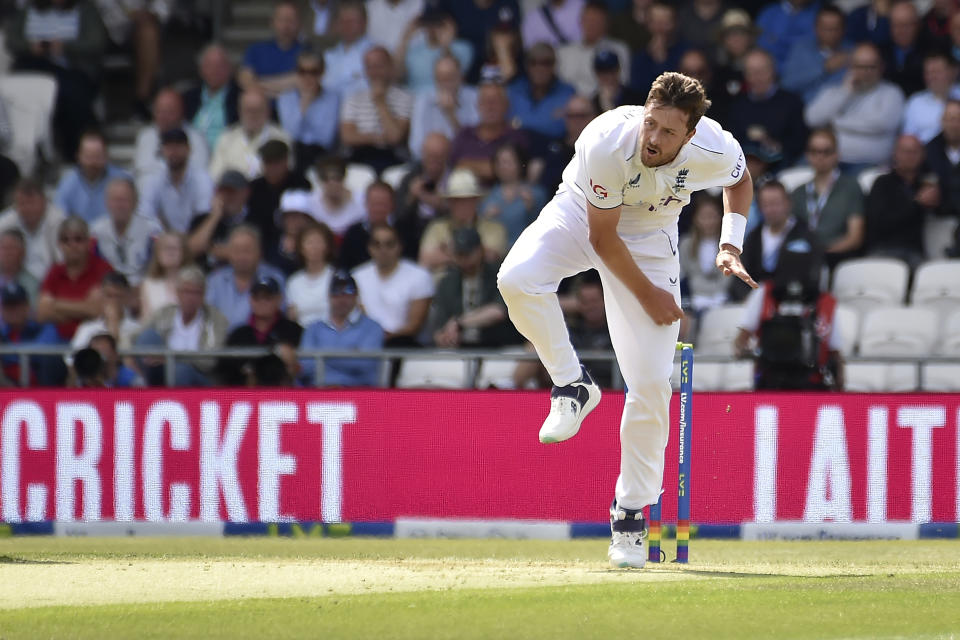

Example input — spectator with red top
[35,216,113,341]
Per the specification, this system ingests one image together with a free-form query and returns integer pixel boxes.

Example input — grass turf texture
[0,538,959,639]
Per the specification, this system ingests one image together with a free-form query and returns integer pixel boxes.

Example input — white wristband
[719,212,747,253]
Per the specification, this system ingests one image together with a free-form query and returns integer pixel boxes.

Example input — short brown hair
[645,72,711,131]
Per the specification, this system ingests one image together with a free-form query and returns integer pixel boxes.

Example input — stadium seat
[345,163,377,196]
[834,304,860,356]
[859,306,939,357]
[476,357,521,390]
[777,166,814,192]
[0,73,56,177]
[921,363,960,392]
[942,310,960,356]
[844,363,918,392]
[396,357,471,389]
[831,257,909,314]
[686,361,724,391]
[723,361,755,391]
[382,164,411,190]
[695,304,745,357]
[910,260,960,321]
[923,215,958,260]
[857,166,885,194]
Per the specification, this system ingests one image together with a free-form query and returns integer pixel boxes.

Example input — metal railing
[0,344,958,390]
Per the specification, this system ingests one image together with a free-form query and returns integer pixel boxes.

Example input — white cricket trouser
[497,196,680,510]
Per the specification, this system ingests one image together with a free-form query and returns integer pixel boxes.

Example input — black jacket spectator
[727,87,807,168]
[732,217,822,303]
[182,80,241,128]
[925,132,960,218]
[863,172,929,265]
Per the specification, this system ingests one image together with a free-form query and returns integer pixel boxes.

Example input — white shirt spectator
[90,213,163,285]
[366,0,424,55]
[208,123,291,181]
[521,0,584,50]
[352,258,434,333]
[901,85,960,144]
[408,86,478,159]
[0,204,64,281]
[133,123,209,180]
[312,192,367,236]
[139,164,214,233]
[285,264,334,327]
[168,308,205,350]
[557,38,630,96]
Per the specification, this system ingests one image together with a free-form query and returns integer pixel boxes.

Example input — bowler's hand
[716,249,759,289]
[639,286,683,326]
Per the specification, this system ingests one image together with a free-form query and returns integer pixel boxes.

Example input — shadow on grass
[592,568,872,579]
[0,555,72,565]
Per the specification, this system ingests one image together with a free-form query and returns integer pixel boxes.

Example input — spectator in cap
[419,168,506,273]
[714,9,756,100]
[134,88,209,182]
[442,0,520,83]
[367,0,426,57]
[311,156,367,237]
[0,281,65,387]
[340,181,403,270]
[557,2,631,97]
[340,45,414,174]
[247,140,311,248]
[398,5,473,93]
[205,225,286,330]
[286,221,337,327]
[217,276,303,386]
[135,265,229,386]
[506,42,576,140]
[182,44,241,153]
[537,95,596,199]
[139,231,189,321]
[408,54,478,160]
[36,217,114,341]
[139,127,215,233]
[85,333,142,388]
[480,143,545,247]
[238,1,305,98]
[630,3,689,95]
[276,51,341,171]
[0,179,65,283]
[430,226,517,348]
[209,89,292,182]
[353,223,434,346]
[522,0,584,51]
[68,271,141,366]
[54,131,131,224]
[269,190,318,275]
[322,2,376,97]
[90,178,162,286]
[591,49,643,114]
[298,269,384,387]
[0,229,40,304]
[449,83,530,185]
[188,170,253,269]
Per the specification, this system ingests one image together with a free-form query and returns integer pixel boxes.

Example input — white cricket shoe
[608,501,647,569]
[538,366,601,444]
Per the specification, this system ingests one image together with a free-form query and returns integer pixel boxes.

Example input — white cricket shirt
[557,105,745,237]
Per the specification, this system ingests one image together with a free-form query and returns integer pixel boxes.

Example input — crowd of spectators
[0,0,959,388]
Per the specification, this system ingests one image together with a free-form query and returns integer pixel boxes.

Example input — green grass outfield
[0,537,959,639]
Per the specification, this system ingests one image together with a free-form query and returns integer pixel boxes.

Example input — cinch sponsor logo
[731,153,744,179]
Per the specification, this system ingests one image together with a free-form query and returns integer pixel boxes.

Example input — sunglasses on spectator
[298,66,322,75]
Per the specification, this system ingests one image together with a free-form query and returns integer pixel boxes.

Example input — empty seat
[910,260,960,319]
[944,310,960,356]
[695,304,745,357]
[921,363,960,392]
[832,258,909,314]
[777,166,814,192]
[923,216,959,261]
[844,363,918,392]
[685,361,725,391]
[476,357,521,389]
[345,163,377,196]
[857,166,885,194]
[859,306,939,357]
[723,361,755,391]
[396,357,470,389]
[833,304,860,356]
[382,164,411,189]
[0,73,57,177]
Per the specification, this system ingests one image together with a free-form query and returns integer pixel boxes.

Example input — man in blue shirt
[781,5,852,102]
[239,0,305,98]
[0,282,65,386]
[205,225,286,330]
[506,42,575,139]
[55,131,130,223]
[756,0,820,70]
[299,270,384,387]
